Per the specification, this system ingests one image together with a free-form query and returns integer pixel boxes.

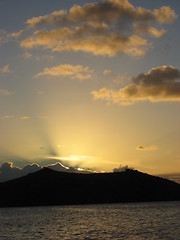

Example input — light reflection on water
[0,201,180,239]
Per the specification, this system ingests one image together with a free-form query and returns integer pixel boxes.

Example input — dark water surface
[0,201,180,239]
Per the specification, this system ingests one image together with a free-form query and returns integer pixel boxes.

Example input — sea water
[0,201,180,239]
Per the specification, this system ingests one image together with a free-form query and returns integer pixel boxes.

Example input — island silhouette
[0,168,180,207]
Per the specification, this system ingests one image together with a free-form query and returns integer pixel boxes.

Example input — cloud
[23,52,32,59]
[36,64,93,80]
[0,29,8,47]
[35,55,55,62]
[103,69,131,85]
[136,145,159,151]
[159,173,180,184]
[0,162,41,182]
[22,163,41,174]
[21,28,148,57]
[20,0,176,57]
[0,161,93,182]
[104,69,113,76]
[0,115,15,120]
[1,64,11,74]
[113,165,130,172]
[0,162,21,182]
[20,116,30,120]
[8,30,24,39]
[0,88,13,96]
[91,65,180,105]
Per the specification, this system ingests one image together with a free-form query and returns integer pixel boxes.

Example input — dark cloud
[0,161,93,182]
[0,162,40,182]
[136,145,159,151]
[91,65,180,105]
[113,165,130,172]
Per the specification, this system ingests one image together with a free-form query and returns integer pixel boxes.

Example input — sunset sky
[0,0,180,175]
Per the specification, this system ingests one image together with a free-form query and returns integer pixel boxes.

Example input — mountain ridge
[0,168,180,207]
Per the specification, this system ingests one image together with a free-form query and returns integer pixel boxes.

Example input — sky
[0,0,180,175]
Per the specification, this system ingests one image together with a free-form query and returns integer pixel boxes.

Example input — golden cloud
[20,0,177,57]
[26,1,176,27]
[36,64,93,80]
[91,66,180,105]
[21,28,148,57]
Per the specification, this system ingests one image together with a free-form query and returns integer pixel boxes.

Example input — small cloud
[113,165,130,172]
[0,88,13,96]
[35,55,55,62]
[136,145,159,151]
[0,29,8,47]
[8,30,24,39]
[23,52,32,59]
[0,115,15,120]
[159,173,180,184]
[20,116,30,120]
[36,64,93,81]
[103,69,113,76]
[103,69,131,85]
[1,64,11,74]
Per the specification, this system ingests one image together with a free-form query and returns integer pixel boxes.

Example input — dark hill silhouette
[0,168,180,207]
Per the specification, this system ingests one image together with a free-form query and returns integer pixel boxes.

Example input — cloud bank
[0,161,93,182]
[0,162,40,182]
[20,0,176,57]
[91,65,180,105]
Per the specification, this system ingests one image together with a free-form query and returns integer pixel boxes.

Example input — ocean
[0,201,180,239]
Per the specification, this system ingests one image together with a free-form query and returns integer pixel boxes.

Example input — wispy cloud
[136,145,159,151]
[8,30,24,39]
[23,52,32,59]
[91,65,180,105]
[20,0,176,57]
[0,29,8,47]
[0,88,13,96]
[0,115,15,120]
[36,64,93,81]
[103,69,113,76]
[1,64,11,74]
[20,116,30,120]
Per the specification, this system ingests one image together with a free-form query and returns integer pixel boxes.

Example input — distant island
[0,168,180,207]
